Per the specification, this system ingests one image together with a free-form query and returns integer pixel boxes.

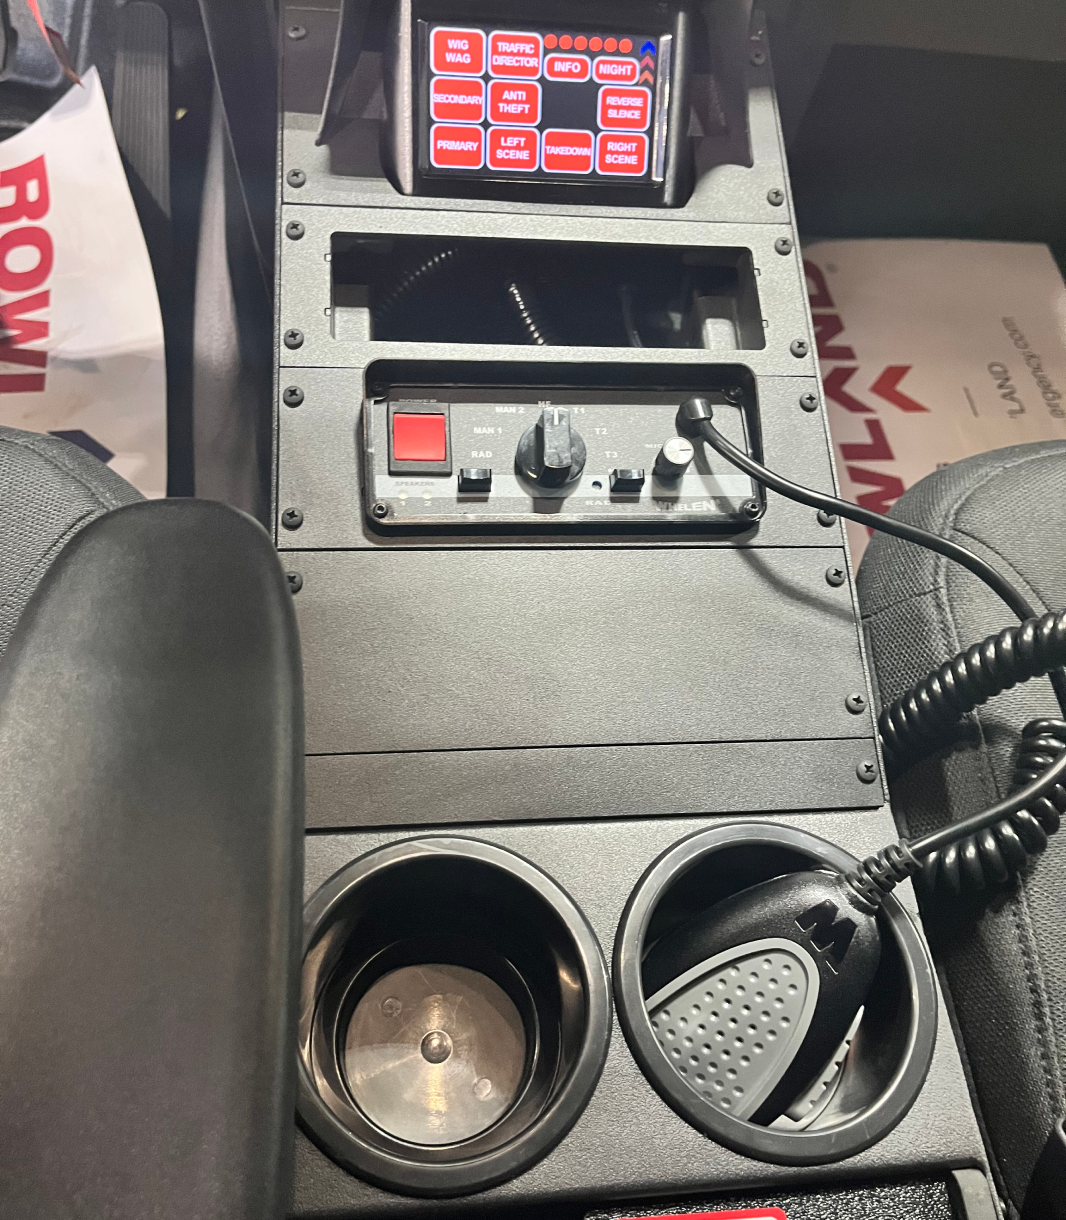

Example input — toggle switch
[609,468,645,494]
[458,468,492,493]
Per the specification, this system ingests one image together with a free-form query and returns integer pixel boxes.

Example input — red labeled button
[598,84,651,131]
[542,129,594,174]
[393,413,447,462]
[544,53,591,82]
[488,30,542,77]
[487,127,539,172]
[429,124,485,170]
[430,76,485,123]
[488,79,541,125]
[596,131,648,175]
[593,55,639,83]
[430,27,485,76]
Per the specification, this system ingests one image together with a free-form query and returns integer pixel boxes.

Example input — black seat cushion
[0,425,143,658]
[857,440,1066,1215]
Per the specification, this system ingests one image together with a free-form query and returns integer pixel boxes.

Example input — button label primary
[430,124,485,169]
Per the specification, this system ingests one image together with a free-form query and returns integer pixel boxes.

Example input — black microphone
[641,870,882,1125]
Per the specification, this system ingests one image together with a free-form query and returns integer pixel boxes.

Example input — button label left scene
[430,77,485,123]
[430,124,485,169]
[431,27,485,75]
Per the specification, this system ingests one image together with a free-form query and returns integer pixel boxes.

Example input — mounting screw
[286,220,305,240]
[286,571,303,594]
[725,386,744,403]
[845,692,868,714]
[790,339,809,358]
[800,392,819,412]
[372,501,389,519]
[826,563,847,587]
[817,509,838,527]
[856,760,879,784]
[741,498,760,520]
[750,48,766,66]
[774,237,794,255]
[283,385,304,407]
[287,169,307,188]
[283,328,304,349]
[767,188,784,206]
[281,507,304,531]
[287,23,307,39]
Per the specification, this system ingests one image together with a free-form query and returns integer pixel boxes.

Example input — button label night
[593,56,639,84]
[430,77,485,123]
[596,132,648,175]
[430,124,485,169]
[598,85,651,131]
[489,80,541,125]
[487,127,539,172]
[488,31,542,78]
[430,27,485,76]
[542,129,594,174]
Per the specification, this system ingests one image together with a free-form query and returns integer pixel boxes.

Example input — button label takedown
[542,129,594,174]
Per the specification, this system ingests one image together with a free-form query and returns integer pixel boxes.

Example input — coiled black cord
[504,279,558,346]
[373,247,459,329]
[682,397,1066,904]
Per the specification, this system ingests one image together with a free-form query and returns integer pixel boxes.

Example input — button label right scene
[596,132,648,175]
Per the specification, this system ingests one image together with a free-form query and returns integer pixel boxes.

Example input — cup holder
[297,837,611,1197]
[614,823,937,1166]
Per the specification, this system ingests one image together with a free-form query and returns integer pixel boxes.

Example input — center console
[275,1,998,1214]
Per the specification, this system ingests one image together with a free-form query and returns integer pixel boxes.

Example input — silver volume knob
[653,436,695,479]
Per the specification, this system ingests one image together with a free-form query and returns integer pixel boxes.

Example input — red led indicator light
[604,37,618,51]
[430,27,485,76]
[589,36,603,51]
[544,33,557,49]
[559,34,572,49]
[596,131,649,175]
[574,35,588,50]
[619,38,633,52]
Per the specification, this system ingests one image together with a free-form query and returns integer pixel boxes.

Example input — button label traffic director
[542,129,594,174]
[429,124,485,169]
[598,84,651,130]
[488,31,542,77]
[430,76,485,123]
[488,80,541,125]
[544,53,591,82]
[593,55,639,83]
[393,413,447,462]
[596,132,649,175]
[430,27,485,76]
[487,127,539,172]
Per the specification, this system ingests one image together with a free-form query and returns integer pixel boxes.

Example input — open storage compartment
[297,836,611,1197]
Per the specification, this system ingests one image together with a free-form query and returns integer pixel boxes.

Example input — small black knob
[653,436,694,479]
[516,407,586,489]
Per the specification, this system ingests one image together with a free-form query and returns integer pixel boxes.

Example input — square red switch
[392,412,448,462]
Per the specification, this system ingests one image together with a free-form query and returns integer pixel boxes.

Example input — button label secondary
[430,27,485,76]
[430,77,485,123]
[593,56,639,83]
[596,132,648,175]
[487,127,539,172]
[542,129,594,174]
[429,124,485,169]
[544,53,591,82]
[598,85,651,131]
[488,31,542,77]
[488,80,541,125]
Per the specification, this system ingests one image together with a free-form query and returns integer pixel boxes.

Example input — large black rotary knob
[516,406,586,489]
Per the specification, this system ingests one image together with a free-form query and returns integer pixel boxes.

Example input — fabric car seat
[857,439,1066,1217]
